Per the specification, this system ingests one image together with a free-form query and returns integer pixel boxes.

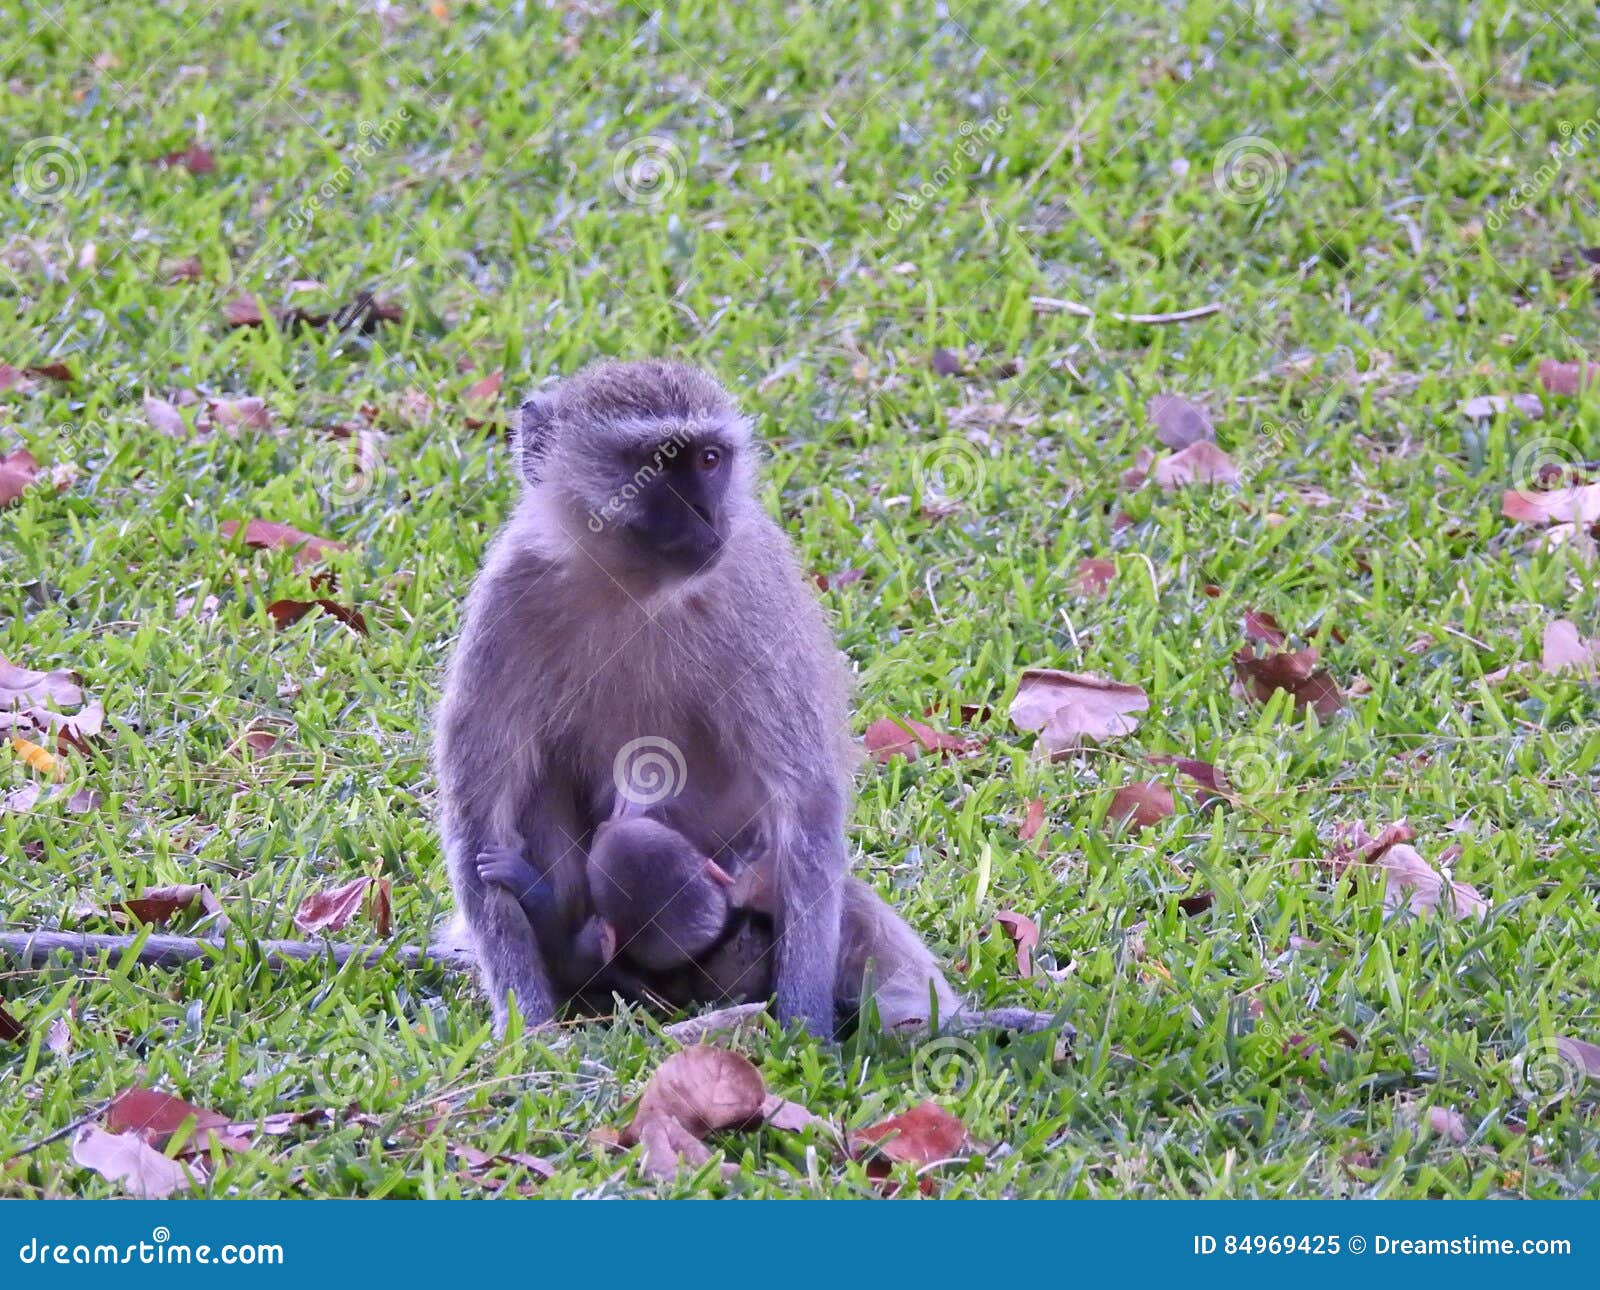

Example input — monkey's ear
[515,392,556,484]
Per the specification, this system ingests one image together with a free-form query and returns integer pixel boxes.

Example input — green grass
[3,0,1598,1198]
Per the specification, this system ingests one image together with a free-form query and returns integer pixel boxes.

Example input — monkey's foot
[941,1007,1074,1040]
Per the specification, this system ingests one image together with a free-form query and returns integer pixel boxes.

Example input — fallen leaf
[1009,669,1148,753]
[462,371,504,430]
[266,598,368,636]
[1107,781,1175,829]
[106,1087,230,1142]
[1537,359,1599,396]
[863,716,971,762]
[1501,481,1600,526]
[206,396,270,432]
[222,518,347,570]
[156,143,215,175]
[0,449,40,507]
[1540,619,1600,675]
[72,1125,195,1198]
[164,255,205,283]
[1424,1106,1470,1144]
[1177,891,1215,916]
[993,910,1039,976]
[0,655,103,752]
[115,883,229,931]
[223,291,400,333]
[1071,557,1115,597]
[1242,608,1287,646]
[1121,446,1156,489]
[931,347,963,377]
[1018,797,1046,844]
[814,568,865,593]
[0,1002,25,1043]
[293,875,391,937]
[661,1002,770,1044]
[1377,843,1490,920]
[1146,393,1214,448]
[760,1093,822,1133]
[849,1101,972,1168]
[1459,394,1543,420]
[142,395,187,437]
[1153,441,1239,489]
[619,1046,767,1180]
[1234,646,1344,716]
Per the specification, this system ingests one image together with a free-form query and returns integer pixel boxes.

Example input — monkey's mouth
[633,521,725,574]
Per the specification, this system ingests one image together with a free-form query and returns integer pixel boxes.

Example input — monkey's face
[587,431,734,576]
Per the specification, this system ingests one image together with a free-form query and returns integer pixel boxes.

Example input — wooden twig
[0,930,472,973]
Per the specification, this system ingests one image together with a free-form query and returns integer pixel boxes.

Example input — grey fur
[435,359,958,1037]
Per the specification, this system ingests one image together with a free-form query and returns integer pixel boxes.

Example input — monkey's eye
[697,447,723,471]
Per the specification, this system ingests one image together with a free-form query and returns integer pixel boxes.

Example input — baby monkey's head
[517,359,754,579]
[588,815,736,971]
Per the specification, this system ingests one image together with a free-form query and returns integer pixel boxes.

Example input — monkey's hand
[475,848,551,910]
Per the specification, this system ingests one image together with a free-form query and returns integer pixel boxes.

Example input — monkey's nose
[689,502,714,527]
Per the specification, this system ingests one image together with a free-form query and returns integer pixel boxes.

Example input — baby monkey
[475,815,775,1006]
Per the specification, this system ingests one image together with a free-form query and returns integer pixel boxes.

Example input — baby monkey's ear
[515,391,556,485]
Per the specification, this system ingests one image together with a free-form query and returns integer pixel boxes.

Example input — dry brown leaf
[1153,441,1239,489]
[106,1087,231,1142]
[1501,481,1600,526]
[619,1046,767,1180]
[1146,393,1214,448]
[266,598,368,636]
[1242,608,1287,646]
[1378,843,1491,920]
[760,1093,823,1133]
[142,395,187,437]
[222,518,347,571]
[72,1125,196,1198]
[1459,394,1543,420]
[1009,669,1148,753]
[293,875,391,937]
[1018,797,1046,845]
[206,396,270,432]
[156,142,215,175]
[1071,557,1115,597]
[1234,646,1344,716]
[115,883,229,931]
[0,655,103,753]
[993,910,1039,977]
[1540,619,1600,675]
[1107,781,1175,830]
[863,716,972,763]
[0,449,40,507]
[849,1101,972,1169]
[1537,359,1599,396]
[0,1002,25,1043]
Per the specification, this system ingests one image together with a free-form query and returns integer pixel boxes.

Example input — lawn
[2,0,1597,1199]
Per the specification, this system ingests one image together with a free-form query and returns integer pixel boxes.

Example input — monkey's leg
[474,848,554,925]
[835,878,961,1029]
